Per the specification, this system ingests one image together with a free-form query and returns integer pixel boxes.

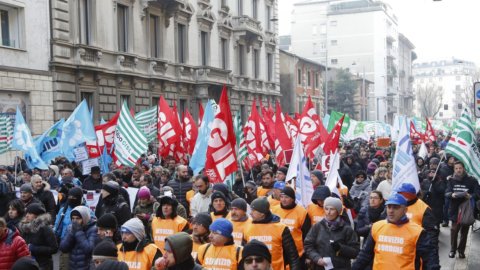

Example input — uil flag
[12,108,48,169]
[275,101,293,167]
[135,106,158,143]
[60,100,96,161]
[204,87,238,183]
[285,135,314,208]
[244,100,264,162]
[323,115,344,155]
[183,110,198,156]
[190,100,217,174]
[114,101,148,167]
[157,97,182,157]
[35,119,65,163]
[0,115,13,154]
[425,118,437,144]
[445,109,480,180]
[392,118,420,192]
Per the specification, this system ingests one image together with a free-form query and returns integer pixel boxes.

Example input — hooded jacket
[349,178,372,212]
[18,213,58,269]
[0,225,30,269]
[59,206,98,270]
[95,194,131,226]
[166,232,205,270]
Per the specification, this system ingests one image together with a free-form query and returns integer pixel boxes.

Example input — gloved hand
[331,241,341,252]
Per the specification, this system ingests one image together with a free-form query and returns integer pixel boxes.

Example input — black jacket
[355,205,386,238]
[34,187,57,224]
[166,178,193,214]
[305,218,359,270]
[18,213,58,270]
[82,176,103,191]
[95,195,132,226]
[422,175,446,224]
[445,173,479,222]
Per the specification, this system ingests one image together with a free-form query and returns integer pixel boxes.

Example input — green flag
[445,109,480,181]
[135,106,157,143]
[0,115,13,154]
[234,113,248,163]
[327,111,350,134]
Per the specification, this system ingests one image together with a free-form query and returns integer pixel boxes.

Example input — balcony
[232,15,263,44]
[143,0,193,26]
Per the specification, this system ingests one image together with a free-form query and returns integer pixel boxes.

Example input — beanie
[277,167,288,175]
[324,197,343,213]
[192,212,212,228]
[68,187,84,200]
[97,213,118,230]
[311,186,331,202]
[11,257,40,270]
[241,239,272,263]
[102,181,119,197]
[93,239,118,260]
[20,183,33,193]
[281,186,296,200]
[311,170,324,182]
[211,191,227,204]
[91,166,101,174]
[212,183,229,198]
[250,197,270,215]
[26,203,46,216]
[209,218,233,238]
[367,162,378,175]
[231,198,248,212]
[137,186,151,200]
[23,169,33,176]
[96,260,129,270]
[121,218,145,241]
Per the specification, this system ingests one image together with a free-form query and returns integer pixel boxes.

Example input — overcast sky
[279,0,480,65]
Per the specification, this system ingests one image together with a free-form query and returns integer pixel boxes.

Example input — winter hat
[71,205,91,225]
[20,183,33,193]
[212,183,230,198]
[211,191,227,203]
[11,257,40,270]
[26,203,46,216]
[49,165,59,177]
[277,167,288,175]
[324,197,343,213]
[97,213,118,230]
[159,195,178,208]
[209,218,233,238]
[273,181,286,190]
[429,157,440,165]
[311,186,332,202]
[231,198,248,212]
[355,171,367,179]
[250,197,270,215]
[192,212,213,228]
[102,181,120,197]
[367,162,378,175]
[371,158,380,166]
[137,186,151,200]
[23,169,33,176]
[121,218,145,241]
[240,239,272,269]
[68,186,84,199]
[93,239,118,261]
[311,170,324,182]
[281,186,296,200]
[96,260,129,270]
[165,232,193,264]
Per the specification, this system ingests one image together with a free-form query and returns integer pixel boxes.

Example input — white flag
[324,151,341,197]
[418,142,428,159]
[286,136,314,208]
[392,118,420,192]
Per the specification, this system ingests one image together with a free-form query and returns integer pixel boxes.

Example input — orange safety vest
[192,240,203,260]
[307,203,326,225]
[228,217,252,246]
[406,199,429,226]
[371,220,423,270]
[271,204,307,256]
[211,211,232,222]
[197,243,242,270]
[117,243,159,270]
[151,215,188,254]
[268,196,280,209]
[244,221,289,270]
[257,187,272,197]
[187,190,195,215]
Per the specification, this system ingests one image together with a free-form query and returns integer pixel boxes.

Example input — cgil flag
[445,109,480,180]
[286,135,314,208]
[392,118,420,192]
[114,101,148,167]
[0,115,13,154]
[135,106,158,143]
[274,101,293,167]
[183,110,198,156]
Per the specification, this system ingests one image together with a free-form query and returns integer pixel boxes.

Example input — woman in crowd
[355,191,386,241]
[4,199,25,231]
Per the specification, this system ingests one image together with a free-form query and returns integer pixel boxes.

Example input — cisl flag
[204,87,238,183]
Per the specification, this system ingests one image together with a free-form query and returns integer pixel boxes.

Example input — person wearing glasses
[239,239,272,270]
[355,191,386,242]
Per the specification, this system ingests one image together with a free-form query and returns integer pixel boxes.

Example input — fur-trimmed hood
[19,213,52,234]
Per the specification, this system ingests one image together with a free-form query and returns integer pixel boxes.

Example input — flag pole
[431,152,445,182]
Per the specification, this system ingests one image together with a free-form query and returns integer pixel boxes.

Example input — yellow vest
[371,220,423,270]
[257,187,272,197]
[307,203,326,225]
[197,243,242,270]
[151,215,188,254]
[271,204,307,256]
[211,211,232,221]
[228,217,252,246]
[117,243,159,270]
[406,199,429,227]
[268,196,280,209]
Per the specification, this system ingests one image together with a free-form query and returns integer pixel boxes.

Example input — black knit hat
[26,203,46,216]
[281,186,296,200]
[242,239,272,263]
[11,257,40,270]
[68,187,84,199]
[277,166,288,175]
[96,260,129,270]
[192,212,212,228]
[93,239,118,260]
[102,181,119,197]
[97,213,118,230]
[231,198,248,212]
[211,191,227,203]
[250,197,270,215]
[311,186,331,203]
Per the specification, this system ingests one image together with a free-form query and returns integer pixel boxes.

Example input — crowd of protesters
[0,133,477,270]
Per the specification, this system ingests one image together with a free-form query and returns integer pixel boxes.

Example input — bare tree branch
[416,84,443,118]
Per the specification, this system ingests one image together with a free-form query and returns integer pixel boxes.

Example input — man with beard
[190,175,212,217]
[19,183,42,209]
[191,212,212,260]
[228,198,252,246]
[31,174,56,223]
[95,181,131,226]
[257,170,275,197]
[82,166,103,191]
[166,165,193,214]
[130,166,143,188]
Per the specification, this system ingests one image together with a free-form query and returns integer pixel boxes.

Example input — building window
[253,49,259,79]
[315,73,320,88]
[120,94,131,108]
[240,104,246,124]
[320,42,326,49]
[0,4,22,48]
[252,0,258,19]
[331,40,337,46]
[117,4,128,52]
[177,23,187,63]
[444,104,448,110]
[266,5,272,31]
[238,44,245,75]
[200,31,209,66]
[298,69,302,85]
[267,53,273,81]
[331,59,338,65]
[179,99,187,115]
[330,20,337,26]
[149,15,160,58]
[81,92,94,110]
[456,85,461,91]
[458,103,462,110]
[238,0,243,16]
[439,112,443,117]
[78,0,91,45]
[307,71,311,86]
[152,96,160,106]
[312,43,317,54]
[220,38,228,69]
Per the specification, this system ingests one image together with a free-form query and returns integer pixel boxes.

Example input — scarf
[368,205,385,223]
[323,216,344,231]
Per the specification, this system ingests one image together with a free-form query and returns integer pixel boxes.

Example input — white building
[413,58,477,120]
[0,0,54,164]
[290,0,413,124]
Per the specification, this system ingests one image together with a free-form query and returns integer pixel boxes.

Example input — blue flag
[190,100,217,174]
[12,108,48,169]
[35,119,65,164]
[100,145,113,174]
[60,100,96,161]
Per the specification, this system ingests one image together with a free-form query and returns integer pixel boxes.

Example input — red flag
[274,101,293,167]
[244,100,264,162]
[260,100,275,151]
[285,114,299,142]
[410,121,423,145]
[183,110,198,156]
[166,102,186,163]
[204,86,238,183]
[323,115,344,155]
[425,118,437,144]
[86,111,120,158]
[299,96,323,158]
[157,97,182,157]
[198,102,204,126]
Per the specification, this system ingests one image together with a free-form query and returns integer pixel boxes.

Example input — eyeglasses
[369,197,380,200]
[244,256,266,264]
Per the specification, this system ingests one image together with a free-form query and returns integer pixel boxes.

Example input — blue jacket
[54,205,95,239]
[59,221,98,270]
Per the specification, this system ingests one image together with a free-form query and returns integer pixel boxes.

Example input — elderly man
[31,174,56,223]
[228,198,251,246]
[19,183,42,209]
